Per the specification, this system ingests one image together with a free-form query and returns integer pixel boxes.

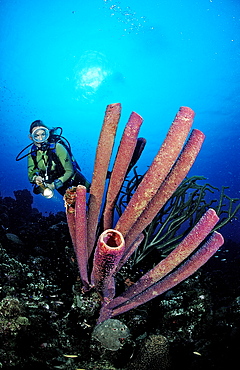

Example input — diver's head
[29,120,50,147]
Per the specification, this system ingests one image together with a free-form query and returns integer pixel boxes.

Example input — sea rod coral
[64,103,224,324]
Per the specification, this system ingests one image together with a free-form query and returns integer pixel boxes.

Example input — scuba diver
[16,120,90,199]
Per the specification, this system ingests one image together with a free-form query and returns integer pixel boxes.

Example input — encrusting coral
[64,103,224,325]
[0,297,30,335]
[127,334,170,370]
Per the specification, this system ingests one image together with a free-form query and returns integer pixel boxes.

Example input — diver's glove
[54,179,63,189]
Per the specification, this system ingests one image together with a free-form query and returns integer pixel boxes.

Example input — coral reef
[92,318,130,351]
[0,189,239,369]
[127,334,170,370]
[0,297,29,335]
[0,297,30,368]
[0,105,239,369]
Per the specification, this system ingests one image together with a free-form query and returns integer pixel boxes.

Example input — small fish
[193,351,202,356]
[63,354,78,358]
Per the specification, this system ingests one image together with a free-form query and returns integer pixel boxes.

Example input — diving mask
[31,127,50,143]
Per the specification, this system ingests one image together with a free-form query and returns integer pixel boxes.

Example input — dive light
[39,182,54,199]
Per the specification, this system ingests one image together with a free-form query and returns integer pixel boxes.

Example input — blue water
[1,0,239,242]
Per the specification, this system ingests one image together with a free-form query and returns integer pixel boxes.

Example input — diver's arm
[27,154,39,183]
[55,143,74,184]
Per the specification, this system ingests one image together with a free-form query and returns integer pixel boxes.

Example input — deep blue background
[0,0,239,241]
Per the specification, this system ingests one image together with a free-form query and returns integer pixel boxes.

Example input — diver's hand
[34,176,44,185]
[46,183,55,190]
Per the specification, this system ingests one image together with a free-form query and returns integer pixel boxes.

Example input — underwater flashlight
[39,183,54,199]
[43,187,54,199]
